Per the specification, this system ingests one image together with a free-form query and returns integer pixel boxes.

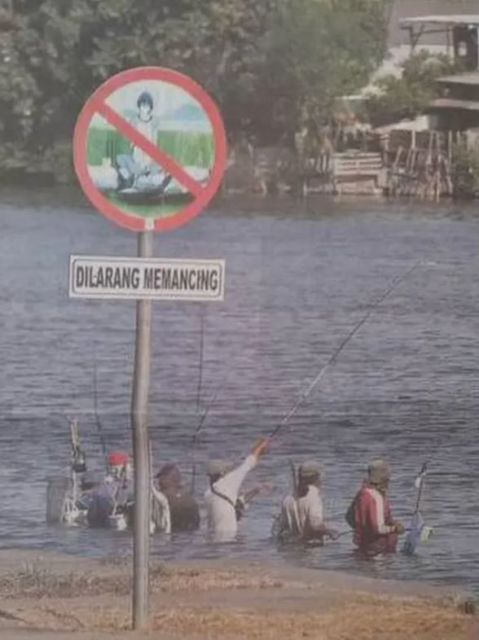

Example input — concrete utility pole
[131,230,153,630]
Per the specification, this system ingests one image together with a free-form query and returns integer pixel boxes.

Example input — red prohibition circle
[73,67,228,232]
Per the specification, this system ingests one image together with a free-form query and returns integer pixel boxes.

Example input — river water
[0,188,478,592]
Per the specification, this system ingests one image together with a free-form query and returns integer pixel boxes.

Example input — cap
[368,459,391,484]
[298,460,320,479]
[207,460,232,477]
[155,464,182,489]
[107,451,129,467]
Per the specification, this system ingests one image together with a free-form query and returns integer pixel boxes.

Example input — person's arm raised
[217,438,270,500]
[251,437,269,460]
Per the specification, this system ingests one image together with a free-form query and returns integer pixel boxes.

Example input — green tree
[0,0,389,182]
[366,50,461,126]
[253,0,389,143]
[452,143,479,198]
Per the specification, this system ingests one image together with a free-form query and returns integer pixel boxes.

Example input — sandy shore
[0,549,476,639]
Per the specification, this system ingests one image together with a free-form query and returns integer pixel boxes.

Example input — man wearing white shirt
[205,438,268,541]
[279,461,338,544]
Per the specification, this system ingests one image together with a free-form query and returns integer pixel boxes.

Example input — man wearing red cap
[87,451,132,528]
[107,451,129,469]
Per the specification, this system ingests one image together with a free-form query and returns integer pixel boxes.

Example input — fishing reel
[72,448,87,473]
[70,418,87,473]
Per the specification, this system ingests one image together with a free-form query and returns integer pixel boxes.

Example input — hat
[156,464,182,490]
[298,460,320,479]
[108,451,129,467]
[207,460,232,477]
[368,459,391,485]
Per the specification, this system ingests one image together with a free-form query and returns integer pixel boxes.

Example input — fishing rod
[403,461,432,554]
[269,259,423,440]
[336,525,432,540]
[93,363,109,472]
[190,311,210,494]
[289,459,298,497]
[413,462,428,514]
[190,385,222,494]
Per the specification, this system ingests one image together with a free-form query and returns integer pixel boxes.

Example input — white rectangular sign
[69,255,225,301]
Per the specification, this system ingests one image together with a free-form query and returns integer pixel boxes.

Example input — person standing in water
[155,464,200,532]
[346,459,404,556]
[205,438,269,541]
[278,461,338,544]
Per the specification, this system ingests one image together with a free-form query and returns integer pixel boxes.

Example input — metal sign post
[72,66,227,631]
[131,231,153,629]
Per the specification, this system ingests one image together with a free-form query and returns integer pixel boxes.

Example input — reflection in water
[0,189,478,592]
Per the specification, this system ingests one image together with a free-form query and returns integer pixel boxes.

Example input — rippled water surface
[1,189,478,591]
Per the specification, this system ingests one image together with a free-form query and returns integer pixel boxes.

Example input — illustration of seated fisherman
[115,90,171,195]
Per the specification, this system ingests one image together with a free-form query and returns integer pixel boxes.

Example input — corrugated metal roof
[437,72,479,85]
[374,116,431,133]
[388,0,479,45]
[429,98,479,111]
[400,15,479,26]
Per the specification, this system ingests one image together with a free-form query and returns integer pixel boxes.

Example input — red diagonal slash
[97,100,204,197]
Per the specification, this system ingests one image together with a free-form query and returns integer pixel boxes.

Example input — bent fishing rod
[269,259,423,440]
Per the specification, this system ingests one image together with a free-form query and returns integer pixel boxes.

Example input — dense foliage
[366,51,461,127]
[0,0,388,182]
[452,143,479,198]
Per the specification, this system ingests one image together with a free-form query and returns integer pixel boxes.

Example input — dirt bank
[0,549,475,639]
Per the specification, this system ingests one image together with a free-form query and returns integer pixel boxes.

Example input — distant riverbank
[2,183,478,221]
[0,549,475,639]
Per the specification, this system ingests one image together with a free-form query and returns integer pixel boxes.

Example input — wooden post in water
[131,230,153,630]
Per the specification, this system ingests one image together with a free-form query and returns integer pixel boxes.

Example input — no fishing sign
[73,67,227,232]
[70,68,227,628]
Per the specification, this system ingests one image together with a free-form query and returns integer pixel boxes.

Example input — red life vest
[349,486,398,555]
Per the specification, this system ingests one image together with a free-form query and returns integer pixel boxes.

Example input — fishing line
[189,330,250,492]
[93,363,109,471]
[269,259,423,440]
[190,383,224,494]
[190,310,206,493]
[196,310,205,413]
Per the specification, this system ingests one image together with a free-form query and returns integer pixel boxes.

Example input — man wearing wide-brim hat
[345,459,404,556]
[278,460,338,544]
